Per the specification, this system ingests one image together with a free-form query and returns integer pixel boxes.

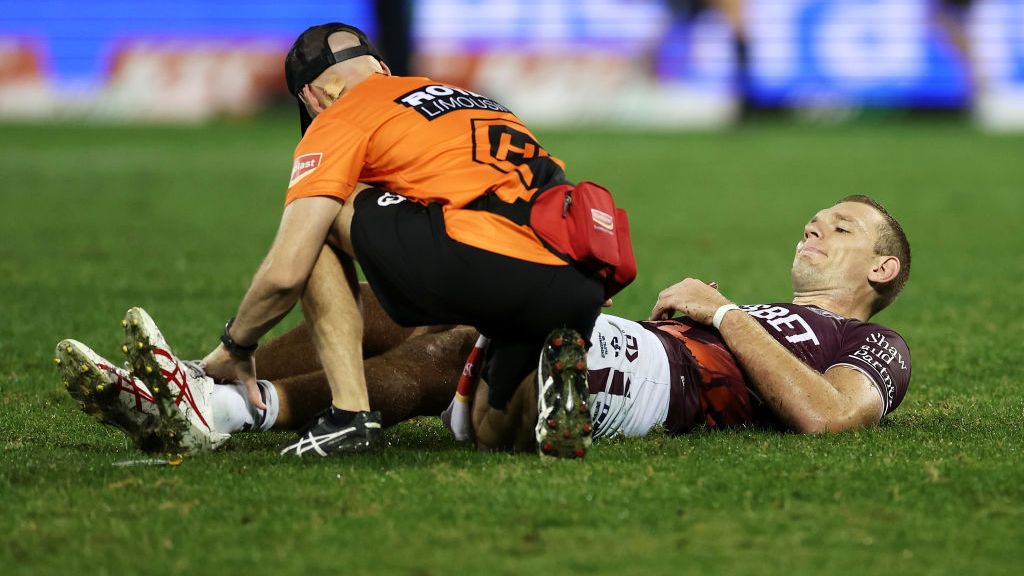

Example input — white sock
[210,380,280,433]
[441,334,488,442]
[441,393,472,442]
[255,380,280,431]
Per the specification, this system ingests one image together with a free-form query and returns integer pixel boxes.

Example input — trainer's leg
[301,244,369,412]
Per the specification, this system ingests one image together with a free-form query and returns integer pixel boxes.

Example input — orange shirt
[286,74,567,265]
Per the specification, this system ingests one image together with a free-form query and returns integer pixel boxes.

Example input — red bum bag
[529,182,637,299]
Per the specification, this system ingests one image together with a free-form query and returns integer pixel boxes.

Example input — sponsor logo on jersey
[289,153,322,188]
[742,304,820,345]
[864,332,907,370]
[395,84,511,120]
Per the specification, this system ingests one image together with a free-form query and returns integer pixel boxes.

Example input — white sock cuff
[255,380,279,432]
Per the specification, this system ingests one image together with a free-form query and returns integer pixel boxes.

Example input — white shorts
[587,314,671,438]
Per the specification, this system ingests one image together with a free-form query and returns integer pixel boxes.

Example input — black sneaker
[535,328,593,459]
[279,410,383,457]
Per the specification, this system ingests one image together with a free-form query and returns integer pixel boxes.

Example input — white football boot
[55,339,169,453]
[121,307,230,456]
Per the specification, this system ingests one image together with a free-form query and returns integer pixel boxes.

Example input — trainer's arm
[203,196,342,407]
[650,278,882,433]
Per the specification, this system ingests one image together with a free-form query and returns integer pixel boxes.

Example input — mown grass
[1,118,1022,575]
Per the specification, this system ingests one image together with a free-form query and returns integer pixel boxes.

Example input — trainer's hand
[201,344,266,410]
[300,85,327,116]
[649,278,732,324]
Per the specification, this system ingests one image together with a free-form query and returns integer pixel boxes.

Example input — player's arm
[712,313,882,432]
[203,196,342,407]
[650,278,882,433]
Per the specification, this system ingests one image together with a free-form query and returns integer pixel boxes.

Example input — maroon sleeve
[829,323,912,416]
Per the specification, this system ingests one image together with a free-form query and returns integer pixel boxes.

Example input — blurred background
[2,0,1023,131]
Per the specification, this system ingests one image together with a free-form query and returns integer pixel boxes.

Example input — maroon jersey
[642,303,912,433]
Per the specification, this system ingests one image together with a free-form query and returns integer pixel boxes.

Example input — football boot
[280,410,382,457]
[535,328,593,459]
[121,307,229,456]
[55,339,168,453]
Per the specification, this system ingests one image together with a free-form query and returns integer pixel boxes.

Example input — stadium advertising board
[415,0,1024,126]
[1,0,1022,128]
[0,0,373,121]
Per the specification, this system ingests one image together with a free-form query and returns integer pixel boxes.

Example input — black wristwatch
[221,318,258,360]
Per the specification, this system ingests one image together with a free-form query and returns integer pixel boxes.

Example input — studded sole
[535,328,593,459]
[121,308,199,458]
[55,340,166,453]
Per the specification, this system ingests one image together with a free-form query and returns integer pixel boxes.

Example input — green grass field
[1,118,1022,575]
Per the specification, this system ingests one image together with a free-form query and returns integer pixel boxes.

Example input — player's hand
[201,344,266,410]
[649,278,731,324]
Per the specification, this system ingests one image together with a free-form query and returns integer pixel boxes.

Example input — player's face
[791,202,884,294]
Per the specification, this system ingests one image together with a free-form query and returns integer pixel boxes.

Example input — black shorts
[351,188,604,409]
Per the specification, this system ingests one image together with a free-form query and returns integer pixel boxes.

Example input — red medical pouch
[530,181,637,298]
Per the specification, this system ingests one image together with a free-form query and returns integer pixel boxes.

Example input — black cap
[284,23,384,136]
